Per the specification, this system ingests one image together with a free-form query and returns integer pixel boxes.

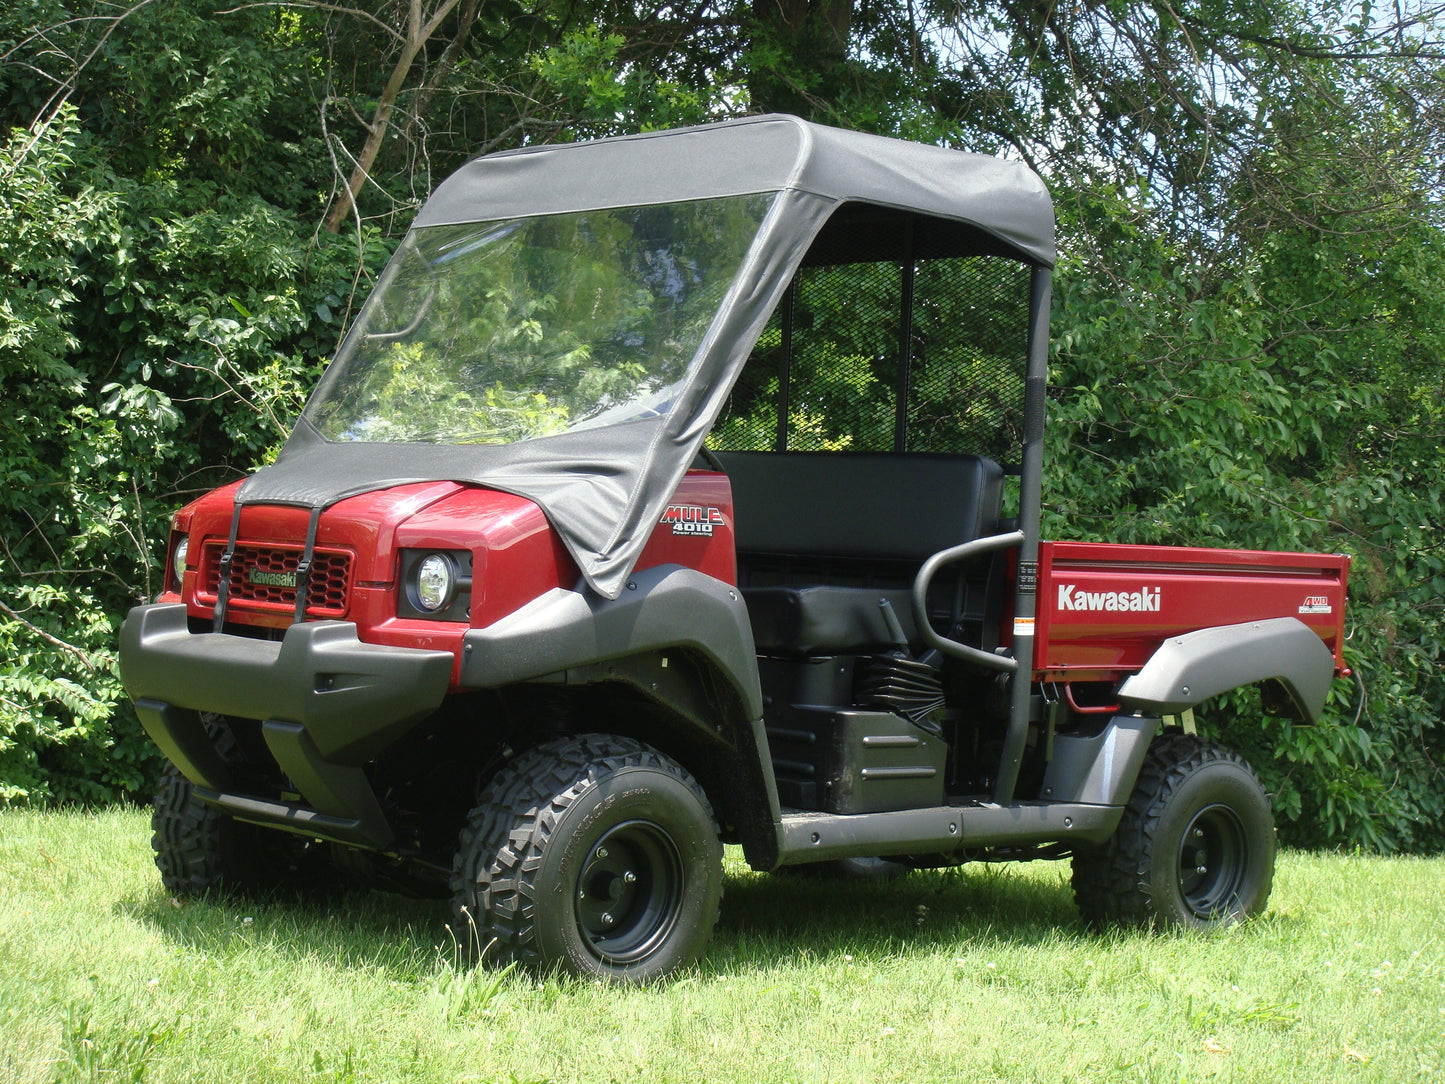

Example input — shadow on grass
[711,862,1309,974]
[116,888,462,981]
[116,860,1144,982]
[710,862,1105,966]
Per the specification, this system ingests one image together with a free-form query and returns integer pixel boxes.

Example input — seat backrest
[714,451,1005,564]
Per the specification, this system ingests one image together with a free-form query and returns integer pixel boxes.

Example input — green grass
[1,807,1441,1083]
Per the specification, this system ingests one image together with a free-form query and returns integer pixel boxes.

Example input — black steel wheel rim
[574,820,685,964]
[1177,803,1247,919]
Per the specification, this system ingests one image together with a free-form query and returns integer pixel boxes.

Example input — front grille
[200,542,352,618]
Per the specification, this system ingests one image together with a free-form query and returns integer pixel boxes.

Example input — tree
[0,0,370,799]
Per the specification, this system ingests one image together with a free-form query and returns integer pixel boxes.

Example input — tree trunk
[323,0,467,233]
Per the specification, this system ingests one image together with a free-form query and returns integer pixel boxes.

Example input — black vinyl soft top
[413,114,1054,265]
[237,115,1055,599]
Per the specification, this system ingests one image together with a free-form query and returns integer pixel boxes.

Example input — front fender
[459,563,763,722]
[459,564,780,869]
[1116,617,1335,723]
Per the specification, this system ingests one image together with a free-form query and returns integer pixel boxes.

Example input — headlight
[400,548,472,619]
[414,553,457,613]
[171,536,189,593]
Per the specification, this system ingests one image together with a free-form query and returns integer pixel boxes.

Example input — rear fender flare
[1116,617,1335,723]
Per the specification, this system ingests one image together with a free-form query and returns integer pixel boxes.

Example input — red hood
[174,480,574,631]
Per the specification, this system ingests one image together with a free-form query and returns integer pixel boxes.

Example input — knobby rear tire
[1072,734,1275,931]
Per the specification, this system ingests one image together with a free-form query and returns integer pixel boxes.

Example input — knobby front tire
[451,733,723,982]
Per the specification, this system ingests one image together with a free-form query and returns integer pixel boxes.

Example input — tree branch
[322,0,467,232]
[5,0,161,177]
[213,0,403,40]
[0,599,94,671]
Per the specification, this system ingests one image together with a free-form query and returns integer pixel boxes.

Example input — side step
[775,801,1122,866]
[193,789,392,851]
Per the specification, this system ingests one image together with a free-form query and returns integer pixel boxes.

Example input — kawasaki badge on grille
[248,569,299,589]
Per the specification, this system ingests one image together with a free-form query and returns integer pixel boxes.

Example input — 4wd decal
[1299,596,1333,615]
[1057,584,1161,613]
[661,504,725,537]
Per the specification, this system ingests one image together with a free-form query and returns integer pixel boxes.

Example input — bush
[0,108,388,804]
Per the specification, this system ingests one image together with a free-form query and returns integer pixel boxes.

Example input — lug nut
[601,912,614,925]
[1196,865,1208,875]
[623,871,636,884]
[596,847,608,859]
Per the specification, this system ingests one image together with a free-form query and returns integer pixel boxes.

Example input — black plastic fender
[1116,617,1335,723]
[461,564,780,867]
[459,563,763,723]
[1040,713,1159,806]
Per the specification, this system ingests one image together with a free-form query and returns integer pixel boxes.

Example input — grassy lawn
[1,806,1441,1083]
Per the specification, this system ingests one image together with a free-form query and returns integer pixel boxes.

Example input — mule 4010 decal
[660,504,726,537]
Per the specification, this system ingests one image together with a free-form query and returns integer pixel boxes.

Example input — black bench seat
[714,451,1006,657]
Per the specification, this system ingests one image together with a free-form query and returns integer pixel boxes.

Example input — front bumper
[120,603,453,849]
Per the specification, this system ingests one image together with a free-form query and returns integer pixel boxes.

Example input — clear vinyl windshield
[304,195,776,445]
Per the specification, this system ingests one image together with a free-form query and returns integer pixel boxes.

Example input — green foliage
[0,0,1440,855]
[530,26,728,133]
[0,114,135,803]
[0,0,391,802]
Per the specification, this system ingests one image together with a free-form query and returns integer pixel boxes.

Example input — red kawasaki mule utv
[120,115,1349,981]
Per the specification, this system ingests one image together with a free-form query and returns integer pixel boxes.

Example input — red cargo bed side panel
[1033,541,1349,682]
